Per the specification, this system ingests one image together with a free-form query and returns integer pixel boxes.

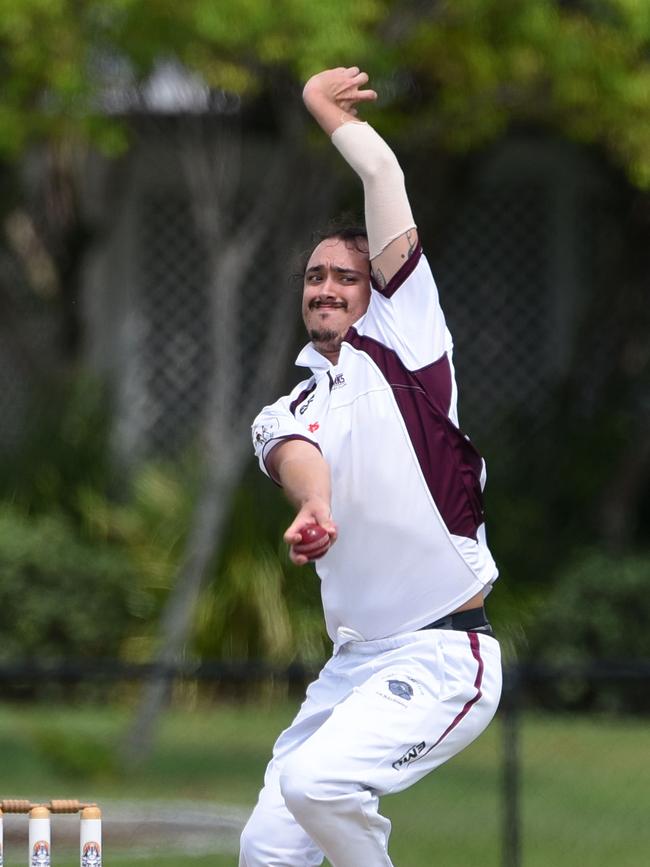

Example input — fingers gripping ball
[294,523,331,560]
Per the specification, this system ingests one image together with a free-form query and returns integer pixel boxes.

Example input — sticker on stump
[82,841,102,867]
[31,841,51,867]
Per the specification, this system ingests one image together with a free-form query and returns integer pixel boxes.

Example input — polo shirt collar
[295,342,334,376]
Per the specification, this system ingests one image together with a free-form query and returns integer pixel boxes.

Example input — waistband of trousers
[418,606,493,636]
[333,608,496,655]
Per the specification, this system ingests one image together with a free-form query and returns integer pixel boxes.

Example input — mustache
[309,299,347,310]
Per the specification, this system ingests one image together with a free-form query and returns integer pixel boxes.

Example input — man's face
[302,236,371,362]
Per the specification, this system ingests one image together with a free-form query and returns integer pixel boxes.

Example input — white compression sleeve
[330,121,416,261]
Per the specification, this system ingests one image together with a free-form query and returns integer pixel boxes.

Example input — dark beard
[309,327,341,352]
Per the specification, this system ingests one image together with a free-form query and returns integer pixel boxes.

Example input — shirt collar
[295,342,334,376]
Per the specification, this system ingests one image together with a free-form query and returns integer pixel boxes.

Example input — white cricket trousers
[239,627,502,867]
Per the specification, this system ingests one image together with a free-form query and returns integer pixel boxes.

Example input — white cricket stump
[29,805,51,867]
[80,805,102,867]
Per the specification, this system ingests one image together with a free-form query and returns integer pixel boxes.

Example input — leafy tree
[380,0,650,186]
[2,2,648,186]
[0,0,385,156]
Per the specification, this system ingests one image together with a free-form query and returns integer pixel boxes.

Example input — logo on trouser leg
[388,680,413,700]
[392,741,427,770]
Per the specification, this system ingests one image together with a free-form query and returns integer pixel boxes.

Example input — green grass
[0,700,648,866]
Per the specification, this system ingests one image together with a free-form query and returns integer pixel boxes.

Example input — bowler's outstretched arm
[302,66,419,286]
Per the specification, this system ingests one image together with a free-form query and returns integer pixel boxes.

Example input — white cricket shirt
[252,247,498,642]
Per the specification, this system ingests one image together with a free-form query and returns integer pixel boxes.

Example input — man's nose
[319,275,337,296]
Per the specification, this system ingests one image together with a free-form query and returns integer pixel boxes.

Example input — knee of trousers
[239,812,276,866]
[279,759,352,828]
[239,819,258,866]
[239,805,321,867]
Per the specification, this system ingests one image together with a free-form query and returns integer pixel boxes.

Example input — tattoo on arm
[374,229,419,284]
[406,229,417,258]
[399,229,419,261]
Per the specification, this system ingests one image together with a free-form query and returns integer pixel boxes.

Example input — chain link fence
[0,134,617,458]
[135,192,213,455]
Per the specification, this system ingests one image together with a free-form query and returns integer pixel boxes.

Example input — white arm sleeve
[330,121,416,260]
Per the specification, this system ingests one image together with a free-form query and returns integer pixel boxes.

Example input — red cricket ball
[294,523,330,560]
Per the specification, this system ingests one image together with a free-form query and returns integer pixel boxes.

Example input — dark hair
[292,218,369,283]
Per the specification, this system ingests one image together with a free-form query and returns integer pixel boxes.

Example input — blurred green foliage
[0,376,136,663]
[31,724,116,781]
[398,0,650,185]
[481,383,650,665]
[0,376,328,669]
[194,467,329,666]
[0,505,137,659]
[530,548,650,661]
[0,0,649,184]
[0,0,385,156]
[522,549,650,712]
[0,375,112,519]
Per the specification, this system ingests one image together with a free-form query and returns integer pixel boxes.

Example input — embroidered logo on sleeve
[253,418,279,445]
[308,422,320,433]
